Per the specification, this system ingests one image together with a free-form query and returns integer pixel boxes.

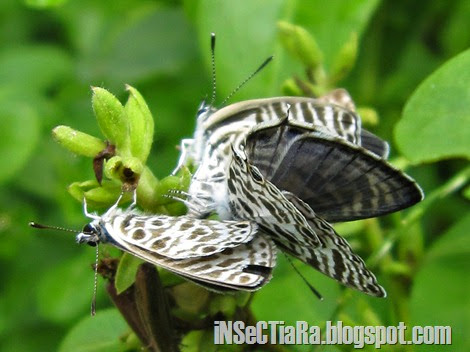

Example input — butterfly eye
[82,223,95,234]
[197,103,208,116]
[197,101,214,120]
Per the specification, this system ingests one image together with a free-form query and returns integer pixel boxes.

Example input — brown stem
[134,264,179,352]
[102,261,179,352]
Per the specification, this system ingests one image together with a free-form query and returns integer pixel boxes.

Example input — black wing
[245,120,423,222]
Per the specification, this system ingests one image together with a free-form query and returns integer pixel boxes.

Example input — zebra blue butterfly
[32,196,277,292]
[174,34,421,222]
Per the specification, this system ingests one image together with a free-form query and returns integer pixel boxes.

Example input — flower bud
[92,87,129,154]
[125,85,154,163]
[278,21,323,70]
[330,32,358,84]
[52,125,106,157]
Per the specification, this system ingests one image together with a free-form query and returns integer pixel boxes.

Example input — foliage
[0,0,469,351]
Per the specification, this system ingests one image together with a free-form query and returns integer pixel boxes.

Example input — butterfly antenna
[91,243,99,316]
[209,33,217,106]
[29,222,78,233]
[220,55,274,107]
[284,254,323,300]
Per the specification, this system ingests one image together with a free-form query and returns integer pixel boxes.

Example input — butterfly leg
[82,196,101,220]
[165,189,216,218]
[164,189,189,203]
[128,189,138,210]
[171,138,195,175]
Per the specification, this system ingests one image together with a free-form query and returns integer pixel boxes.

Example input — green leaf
[410,214,470,352]
[25,0,68,8]
[252,256,340,325]
[209,295,237,317]
[104,8,198,84]
[194,0,379,101]
[58,308,129,352]
[464,185,470,200]
[125,85,154,163]
[91,87,129,154]
[0,45,72,93]
[52,125,106,158]
[115,253,143,294]
[396,49,470,163]
[0,98,40,185]
[36,253,99,323]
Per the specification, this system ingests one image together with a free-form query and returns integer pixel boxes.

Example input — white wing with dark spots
[108,213,257,259]
[77,207,276,292]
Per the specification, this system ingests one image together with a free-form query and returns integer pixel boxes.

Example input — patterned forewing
[245,121,423,222]
[204,97,362,147]
[108,213,257,259]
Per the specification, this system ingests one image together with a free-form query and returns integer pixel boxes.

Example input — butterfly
[180,94,423,221]
[174,34,389,174]
[172,37,420,220]
[34,197,277,292]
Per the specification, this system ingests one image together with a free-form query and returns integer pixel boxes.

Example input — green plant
[1,1,468,351]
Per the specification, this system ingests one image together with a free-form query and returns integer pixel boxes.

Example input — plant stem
[367,165,470,267]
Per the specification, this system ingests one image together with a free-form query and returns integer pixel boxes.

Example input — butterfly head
[76,221,102,247]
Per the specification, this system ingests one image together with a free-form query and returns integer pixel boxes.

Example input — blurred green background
[0,0,469,351]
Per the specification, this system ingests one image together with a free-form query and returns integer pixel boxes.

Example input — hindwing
[244,119,423,222]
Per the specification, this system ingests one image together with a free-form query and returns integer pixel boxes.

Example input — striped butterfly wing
[182,92,389,218]
[244,118,423,222]
[227,147,320,249]
[202,96,389,159]
[180,92,388,173]
[315,89,389,158]
[186,95,389,216]
[360,129,390,159]
[203,96,360,149]
[226,148,385,296]
[282,191,386,297]
[87,209,276,291]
